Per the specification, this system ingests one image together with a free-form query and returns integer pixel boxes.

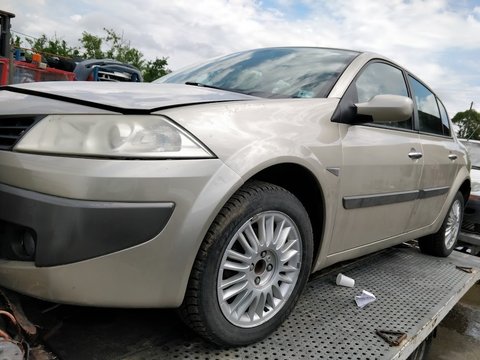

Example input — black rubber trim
[0,183,174,266]
[343,190,419,209]
[343,186,450,209]
[419,186,450,199]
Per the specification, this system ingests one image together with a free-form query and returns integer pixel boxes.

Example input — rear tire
[419,191,464,257]
[179,181,313,346]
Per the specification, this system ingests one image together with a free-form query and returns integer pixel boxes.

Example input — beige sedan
[0,47,470,346]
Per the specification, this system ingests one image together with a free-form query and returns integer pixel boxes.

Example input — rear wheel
[419,191,464,257]
[180,181,313,346]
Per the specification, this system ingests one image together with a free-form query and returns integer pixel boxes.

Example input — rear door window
[408,76,445,136]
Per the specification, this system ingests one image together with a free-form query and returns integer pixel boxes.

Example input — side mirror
[355,95,413,123]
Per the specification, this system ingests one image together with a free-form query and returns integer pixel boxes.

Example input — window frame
[332,59,416,134]
[332,59,454,139]
[436,97,452,137]
[406,73,453,139]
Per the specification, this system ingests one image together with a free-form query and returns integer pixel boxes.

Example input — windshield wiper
[185,82,227,91]
[185,82,253,97]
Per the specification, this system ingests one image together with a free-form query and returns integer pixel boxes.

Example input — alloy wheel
[217,211,302,328]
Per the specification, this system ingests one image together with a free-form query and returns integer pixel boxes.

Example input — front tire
[180,181,313,346]
[419,191,464,257]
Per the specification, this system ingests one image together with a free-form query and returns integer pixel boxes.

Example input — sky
[2,0,480,116]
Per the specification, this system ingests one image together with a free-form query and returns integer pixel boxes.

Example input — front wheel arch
[252,163,326,269]
[179,180,313,346]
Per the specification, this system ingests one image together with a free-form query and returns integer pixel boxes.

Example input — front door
[328,61,422,254]
[329,125,423,254]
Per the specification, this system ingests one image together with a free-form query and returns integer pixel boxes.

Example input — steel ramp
[150,246,480,360]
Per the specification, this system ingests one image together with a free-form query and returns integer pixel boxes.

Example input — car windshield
[155,47,359,99]
[461,140,480,169]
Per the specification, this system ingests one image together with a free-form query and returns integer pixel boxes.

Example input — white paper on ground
[355,290,376,308]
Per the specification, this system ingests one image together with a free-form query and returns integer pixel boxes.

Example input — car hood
[3,82,257,113]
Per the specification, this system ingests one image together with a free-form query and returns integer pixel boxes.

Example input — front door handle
[408,150,423,159]
[448,154,457,160]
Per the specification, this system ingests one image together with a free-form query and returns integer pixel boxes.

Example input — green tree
[103,28,144,69]
[17,29,169,81]
[78,28,169,81]
[11,35,21,48]
[452,108,480,140]
[79,31,104,59]
[143,57,170,82]
[26,34,79,58]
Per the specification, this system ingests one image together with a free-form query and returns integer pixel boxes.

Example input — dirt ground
[428,283,480,360]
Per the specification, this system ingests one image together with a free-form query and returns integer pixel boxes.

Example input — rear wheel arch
[419,191,464,257]
[458,179,471,204]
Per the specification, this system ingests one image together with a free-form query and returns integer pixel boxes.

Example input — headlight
[14,115,214,159]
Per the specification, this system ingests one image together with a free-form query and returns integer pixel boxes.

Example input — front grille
[0,116,39,150]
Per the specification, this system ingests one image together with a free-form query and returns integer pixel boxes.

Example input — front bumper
[0,151,242,307]
[0,183,174,266]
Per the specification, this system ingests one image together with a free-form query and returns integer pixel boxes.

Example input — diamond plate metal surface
[153,247,480,360]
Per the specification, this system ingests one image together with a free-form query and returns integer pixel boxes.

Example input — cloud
[70,14,82,23]
[2,0,479,115]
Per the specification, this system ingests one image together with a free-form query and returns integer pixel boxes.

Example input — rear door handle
[408,151,423,159]
[448,154,457,160]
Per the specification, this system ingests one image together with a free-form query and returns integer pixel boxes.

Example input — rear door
[406,76,461,230]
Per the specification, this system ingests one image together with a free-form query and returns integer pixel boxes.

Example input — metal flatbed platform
[147,246,480,360]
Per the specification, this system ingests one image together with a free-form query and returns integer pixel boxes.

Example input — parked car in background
[74,59,143,82]
[0,47,470,346]
[458,139,480,255]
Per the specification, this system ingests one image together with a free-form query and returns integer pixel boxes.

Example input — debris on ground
[376,329,407,346]
[355,290,376,308]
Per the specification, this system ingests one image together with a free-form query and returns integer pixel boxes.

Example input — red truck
[0,58,75,85]
[1,9,141,85]
[0,10,75,85]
